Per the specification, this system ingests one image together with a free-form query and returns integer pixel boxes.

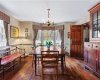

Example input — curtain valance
[0,11,10,24]
[33,25,64,30]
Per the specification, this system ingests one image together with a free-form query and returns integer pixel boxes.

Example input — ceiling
[0,0,99,23]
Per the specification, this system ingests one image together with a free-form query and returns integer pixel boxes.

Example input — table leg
[32,55,34,67]
[3,65,4,78]
[35,55,37,75]
[20,56,21,64]
[61,54,65,74]
[13,60,15,69]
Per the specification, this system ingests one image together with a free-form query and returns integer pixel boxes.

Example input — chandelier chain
[47,9,50,19]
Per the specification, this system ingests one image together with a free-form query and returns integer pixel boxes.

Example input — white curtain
[0,20,7,47]
[59,30,64,48]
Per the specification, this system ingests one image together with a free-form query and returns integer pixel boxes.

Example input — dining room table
[30,46,67,75]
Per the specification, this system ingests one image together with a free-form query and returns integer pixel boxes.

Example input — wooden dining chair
[41,50,59,80]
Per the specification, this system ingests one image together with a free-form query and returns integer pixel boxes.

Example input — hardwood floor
[0,56,99,80]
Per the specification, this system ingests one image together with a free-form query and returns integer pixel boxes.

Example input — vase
[47,45,50,49]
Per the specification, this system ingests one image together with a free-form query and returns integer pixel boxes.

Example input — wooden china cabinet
[84,2,100,78]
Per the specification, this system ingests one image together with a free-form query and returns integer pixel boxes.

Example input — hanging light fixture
[43,9,54,26]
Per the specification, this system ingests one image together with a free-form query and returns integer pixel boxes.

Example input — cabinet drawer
[93,44,100,50]
[84,43,92,49]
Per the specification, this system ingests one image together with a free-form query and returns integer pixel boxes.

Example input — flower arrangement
[45,41,53,48]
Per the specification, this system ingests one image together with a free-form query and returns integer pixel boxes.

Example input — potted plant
[45,41,52,49]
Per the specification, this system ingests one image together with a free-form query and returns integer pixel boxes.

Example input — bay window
[36,30,61,46]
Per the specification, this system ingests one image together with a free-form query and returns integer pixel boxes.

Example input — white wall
[20,22,33,55]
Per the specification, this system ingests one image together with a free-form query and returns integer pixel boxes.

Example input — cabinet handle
[88,45,90,46]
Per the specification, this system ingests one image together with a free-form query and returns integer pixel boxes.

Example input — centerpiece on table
[45,41,53,49]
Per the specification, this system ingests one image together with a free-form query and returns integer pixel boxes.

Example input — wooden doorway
[70,25,83,58]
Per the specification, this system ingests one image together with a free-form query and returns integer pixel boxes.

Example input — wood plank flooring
[0,56,99,80]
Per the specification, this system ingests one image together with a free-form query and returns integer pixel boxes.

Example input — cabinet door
[97,50,100,74]
[87,49,97,71]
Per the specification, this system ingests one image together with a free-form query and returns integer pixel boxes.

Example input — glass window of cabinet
[92,10,100,38]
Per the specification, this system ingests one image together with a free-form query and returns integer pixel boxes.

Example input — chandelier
[43,9,54,26]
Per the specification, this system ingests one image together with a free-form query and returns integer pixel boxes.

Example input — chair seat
[43,63,58,67]
[36,54,41,57]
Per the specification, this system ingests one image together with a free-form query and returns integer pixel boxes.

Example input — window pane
[0,20,6,47]
[55,30,61,46]
[43,30,54,45]
[35,30,61,46]
[36,30,41,46]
